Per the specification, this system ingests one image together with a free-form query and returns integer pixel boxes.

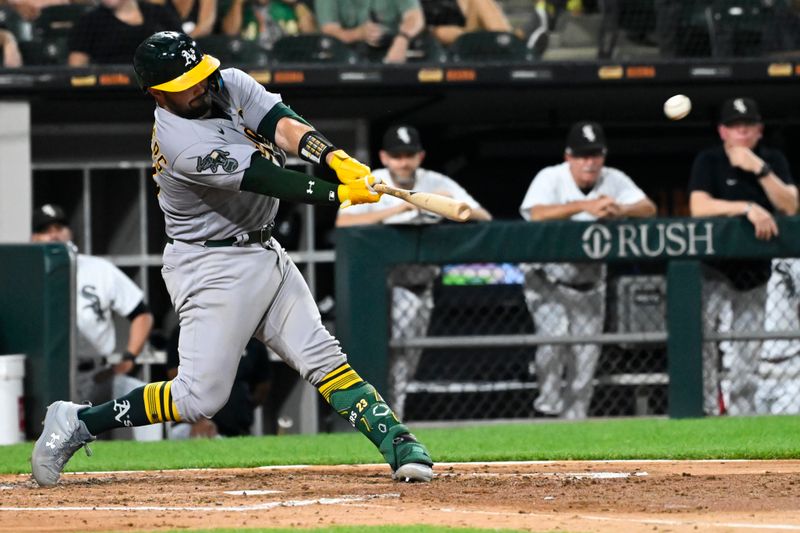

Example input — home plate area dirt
[2,460,800,533]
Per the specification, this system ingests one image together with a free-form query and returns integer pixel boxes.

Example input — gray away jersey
[151,68,286,242]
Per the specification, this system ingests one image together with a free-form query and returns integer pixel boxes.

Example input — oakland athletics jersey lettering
[151,127,167,174]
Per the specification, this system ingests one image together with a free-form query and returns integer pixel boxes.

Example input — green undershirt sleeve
[257,102,311,143]
[241,153,340,205]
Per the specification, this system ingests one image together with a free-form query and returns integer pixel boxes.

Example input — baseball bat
[373,183,472,222]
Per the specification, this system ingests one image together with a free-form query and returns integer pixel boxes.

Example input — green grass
[4,416,799,475]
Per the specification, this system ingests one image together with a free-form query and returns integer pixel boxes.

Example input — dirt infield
[2,460,800,532]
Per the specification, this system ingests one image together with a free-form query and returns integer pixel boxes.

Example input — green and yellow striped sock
[77,381,181,435]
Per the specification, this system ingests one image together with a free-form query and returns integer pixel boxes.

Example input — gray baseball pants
[162,238,346,422]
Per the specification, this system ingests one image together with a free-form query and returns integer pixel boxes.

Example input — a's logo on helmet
[181,48,197,67]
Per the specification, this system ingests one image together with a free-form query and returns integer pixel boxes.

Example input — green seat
[196,36,268,67]
[270,34,359,64]
[705,0,768,57]
[18,37,68,65]
[450,31,529,62]
[405,31,447,63]
[0,7,33,42]
[34,4,91,39]
[671,0,713,57]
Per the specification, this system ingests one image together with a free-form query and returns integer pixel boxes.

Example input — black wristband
[756,162,772,178]
[299,130,336,165]
[122,351,137,362]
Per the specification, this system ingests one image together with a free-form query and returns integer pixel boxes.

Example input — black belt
[77,357,107,372]
[167,223,273,248]
[534,269,597,292]
[554,280,597,292]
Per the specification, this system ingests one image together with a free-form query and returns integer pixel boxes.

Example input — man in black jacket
[689,96,798,415]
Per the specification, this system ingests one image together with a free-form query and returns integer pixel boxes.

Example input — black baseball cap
[565,121,607,157]
[720,97,761,125]
[32,204,69,233]
[382,125,423,155]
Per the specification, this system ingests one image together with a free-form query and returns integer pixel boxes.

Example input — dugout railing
[335,217,800,420]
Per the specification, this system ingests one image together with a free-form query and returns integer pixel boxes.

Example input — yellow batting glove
[328,149,371,184]
[338,174,383,208]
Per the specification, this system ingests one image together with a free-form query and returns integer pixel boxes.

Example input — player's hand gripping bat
[373,183,472,222]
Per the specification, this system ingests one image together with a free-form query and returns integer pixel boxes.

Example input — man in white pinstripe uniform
[519,121,656,419]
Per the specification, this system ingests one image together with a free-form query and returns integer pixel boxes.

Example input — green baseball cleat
[379,425,433,482]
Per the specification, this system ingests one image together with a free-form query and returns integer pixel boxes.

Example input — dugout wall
[336,216,800,420]
[0,243,74,438]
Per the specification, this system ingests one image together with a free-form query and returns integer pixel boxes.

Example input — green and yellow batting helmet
[133,31,220,92]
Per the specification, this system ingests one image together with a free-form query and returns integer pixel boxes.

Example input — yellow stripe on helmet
[150,54,221,92]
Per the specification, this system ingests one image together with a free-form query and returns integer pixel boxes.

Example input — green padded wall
[0,243,72,439]
[336,216,800,419]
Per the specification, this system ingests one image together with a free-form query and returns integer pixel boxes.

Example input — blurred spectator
[689,97,798,416]
[519,121,656,419]
[515,0,601,58]
[68,0,181,65]
[166,327,273,438]
[336,125,491,418]
[265,0,316,35]
[4,0,70,22]
[420,0,512,46]
[314,0,424,63]
[219,0,316,46]
[167,0,216,38]
[217,0,259,39]
[0,28,22,66]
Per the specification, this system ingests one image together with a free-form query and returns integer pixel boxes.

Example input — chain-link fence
[702,257,800,416]
[389,258,800,422]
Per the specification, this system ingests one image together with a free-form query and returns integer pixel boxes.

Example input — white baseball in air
[663,94,692,120]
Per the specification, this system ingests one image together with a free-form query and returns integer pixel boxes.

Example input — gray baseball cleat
[31,401,96,487]
[394,461,433,483]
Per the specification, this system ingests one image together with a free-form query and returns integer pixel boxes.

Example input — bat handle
[453,204,472,222]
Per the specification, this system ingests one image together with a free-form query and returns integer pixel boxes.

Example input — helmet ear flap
[209,70,223,93]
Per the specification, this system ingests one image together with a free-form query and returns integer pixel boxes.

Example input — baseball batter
[32,31,433,486]
[519,121,656,419]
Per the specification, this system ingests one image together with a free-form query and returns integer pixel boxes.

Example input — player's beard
[164,90,212,119]
[183,90,213,119]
